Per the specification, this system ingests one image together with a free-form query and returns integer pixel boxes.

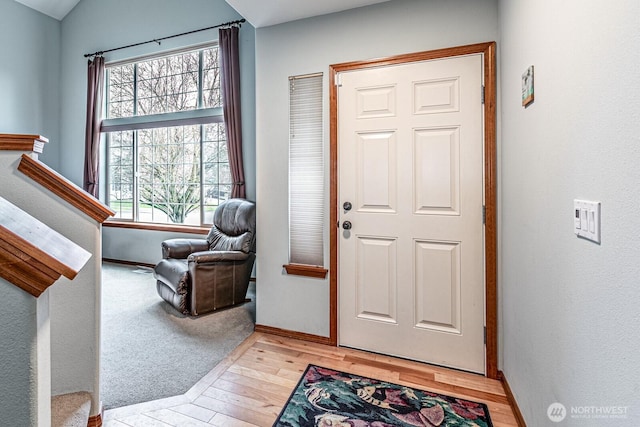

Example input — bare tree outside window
[138,127,201,224]
[105,46,230,225]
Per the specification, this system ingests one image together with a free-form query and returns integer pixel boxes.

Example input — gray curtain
[83,56,105,198]
[219,26,246,199]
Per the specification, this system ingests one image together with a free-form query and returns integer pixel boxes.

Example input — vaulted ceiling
[224,0,392,28]
[14,0,81,20]
[13,0,392,25]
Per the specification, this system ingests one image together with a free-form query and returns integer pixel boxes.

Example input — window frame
[103,42,230,228]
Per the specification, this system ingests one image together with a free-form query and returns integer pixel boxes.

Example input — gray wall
[0,280,50,426]
[499,0,640,425]
[103,226,206,265]
[0,3,59,422]
[60,0,256,265]
[0,0,61,170]
[255,0,499,337]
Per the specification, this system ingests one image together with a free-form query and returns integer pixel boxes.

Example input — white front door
[338,54,485,373]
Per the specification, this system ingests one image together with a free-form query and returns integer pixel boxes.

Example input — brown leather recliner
[153,198,256,316]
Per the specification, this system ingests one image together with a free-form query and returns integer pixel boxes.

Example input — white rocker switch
[574,199,601,244]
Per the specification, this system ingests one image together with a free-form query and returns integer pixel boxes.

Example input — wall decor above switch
[522,65,534,107]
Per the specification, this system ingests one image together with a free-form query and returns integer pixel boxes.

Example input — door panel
[413,77,460,114]
[413,127,460,215]
[355,236,397,324]
[357,131,397,213]
[414,240,461,334]
[357,85,397,118]
[338,54,485,373]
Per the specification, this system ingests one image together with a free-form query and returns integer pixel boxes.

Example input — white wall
[60,0,256,265]
[0,0,60,170]
[499,1,640,425]
[255,0,499,337]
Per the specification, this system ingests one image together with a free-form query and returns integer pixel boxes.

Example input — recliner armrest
[188,250,250,264]
[162,238,210,259]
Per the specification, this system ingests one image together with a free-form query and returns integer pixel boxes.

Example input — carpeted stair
[51,391,91,427]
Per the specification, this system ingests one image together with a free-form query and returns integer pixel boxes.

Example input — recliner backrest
[206,198,256,253]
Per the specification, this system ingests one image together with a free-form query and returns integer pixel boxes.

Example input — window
[104,45,230,226]
[286,73,326,276]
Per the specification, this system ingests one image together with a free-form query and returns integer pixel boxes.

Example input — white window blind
[289,73,324,266]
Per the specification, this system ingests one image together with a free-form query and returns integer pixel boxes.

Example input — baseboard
[102,258,156,269]
[498,370,527,427]
[254,324,334,346]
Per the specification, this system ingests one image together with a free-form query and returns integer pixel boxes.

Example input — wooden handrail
[0,133,48,154]
[18,154,114,224]
[0,196,92,297]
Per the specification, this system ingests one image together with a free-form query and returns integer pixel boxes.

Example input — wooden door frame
[328,42,498,379]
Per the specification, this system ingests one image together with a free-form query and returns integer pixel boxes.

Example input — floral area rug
[273,365,493,427]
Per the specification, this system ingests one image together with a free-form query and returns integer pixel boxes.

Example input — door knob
[343,201,352,211]
[342,221,352,230]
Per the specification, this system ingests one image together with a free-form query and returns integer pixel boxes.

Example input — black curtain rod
[84,18,245,58]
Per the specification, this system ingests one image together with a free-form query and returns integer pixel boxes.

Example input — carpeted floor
[100,262,255,410]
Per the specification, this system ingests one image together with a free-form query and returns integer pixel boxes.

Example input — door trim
[328,42,498,378]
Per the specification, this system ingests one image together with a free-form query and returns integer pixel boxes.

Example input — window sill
[283,263,328,279]
[104,220,209,235]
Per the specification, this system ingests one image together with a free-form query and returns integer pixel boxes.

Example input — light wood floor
[104,332,518,426]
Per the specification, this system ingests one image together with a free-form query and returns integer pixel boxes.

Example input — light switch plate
[574,199,601,244]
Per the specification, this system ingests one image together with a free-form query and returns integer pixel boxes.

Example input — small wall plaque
[522,65,534,107]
